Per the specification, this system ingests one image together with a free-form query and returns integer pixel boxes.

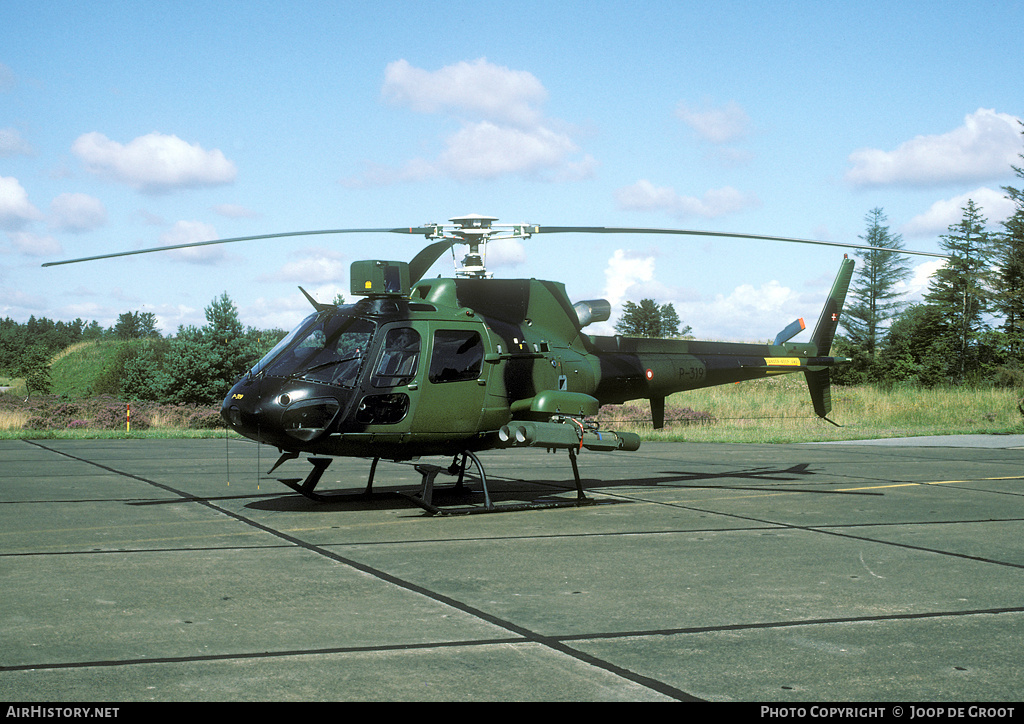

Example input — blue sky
[2,0,1022,342]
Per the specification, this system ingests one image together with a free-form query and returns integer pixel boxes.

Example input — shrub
[993,364,1024,388]
[3,393,221,431]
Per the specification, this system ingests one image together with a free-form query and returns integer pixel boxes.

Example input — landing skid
[276,455,385,504]
[274,449,595,516]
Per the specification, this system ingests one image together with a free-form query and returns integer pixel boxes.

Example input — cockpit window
[257,313,375,387]
[429,330,483,383]
[371,327,420,387]
[249,312,318,378]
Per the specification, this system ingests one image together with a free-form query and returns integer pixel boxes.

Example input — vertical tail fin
[651,395,665,430]
[805,368,834,419]
[805,257,855,421]
[810,256,855,357]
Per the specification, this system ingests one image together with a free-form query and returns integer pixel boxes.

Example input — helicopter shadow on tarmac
[231,452,575,515]
[631,463,881,496]
[242,458,878,515]
[244,469,624,515]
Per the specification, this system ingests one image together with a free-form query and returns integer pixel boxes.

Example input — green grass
[48,340,117,396]
[2,340,127,399]
[596,375,1024,443]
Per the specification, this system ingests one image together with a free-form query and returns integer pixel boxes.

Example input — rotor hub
[426,213,536,278]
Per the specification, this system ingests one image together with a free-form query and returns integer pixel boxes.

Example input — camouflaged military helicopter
[45,213,947,515]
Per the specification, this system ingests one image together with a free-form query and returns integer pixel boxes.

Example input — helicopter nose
[222,399,243,428]
[221,379,345,445]
[221,384,252,431]
[221,375,269,435]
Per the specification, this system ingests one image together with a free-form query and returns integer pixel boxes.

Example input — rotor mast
[437,213,538,278]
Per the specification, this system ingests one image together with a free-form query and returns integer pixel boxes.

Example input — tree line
[834,122,1024,387]
[1,310,163,375]
[114,293,288,405]
[2,294,287,404]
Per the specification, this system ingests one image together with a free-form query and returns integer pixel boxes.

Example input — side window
[371,327,420,387]
[429,330,483,384]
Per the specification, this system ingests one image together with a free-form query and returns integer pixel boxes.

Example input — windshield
[249,312,318,378]
[255,312,376,387]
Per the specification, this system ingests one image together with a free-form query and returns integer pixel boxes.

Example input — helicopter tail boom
[589,257,855,426]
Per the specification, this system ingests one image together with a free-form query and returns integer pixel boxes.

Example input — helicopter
[44,214,948,515]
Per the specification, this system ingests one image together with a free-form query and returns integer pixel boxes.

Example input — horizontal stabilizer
[773,318,806,345]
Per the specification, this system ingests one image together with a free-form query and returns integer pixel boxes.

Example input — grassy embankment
[2,341,1022,442]
[0,340,226,440]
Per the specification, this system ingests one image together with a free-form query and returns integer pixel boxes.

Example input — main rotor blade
[533,226,948,259]
[41,227,435,267]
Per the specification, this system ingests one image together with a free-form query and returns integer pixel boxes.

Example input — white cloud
[846,108,1021,187]
[242,291,337,331]
[615,179,760,219]
[893,258,946,302]
[349,58,593,185]
[552,154,600,182]
[49,192,107,233]
[483,237,526,268]
[270,248,348,284]
[8,231,62,257]
[596,247,803,340]
[438,121,580,180]
[383,58,547,128]
[603,249,656,309]
[213,203,259,219]
[150,303,202,335]
[0,128,33,157]
[723,280,799,314]
[158,220,225,263]
[584,248,656,335]
[902,187,1016,236]
[675,100,751,144]
[0,176,43,230]
[72,131,237,193]
[0,288,48,320]
[678,280,803,342]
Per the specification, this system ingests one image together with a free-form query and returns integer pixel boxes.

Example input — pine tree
[18,345,53,398]
[614,299,689,338]
[841,208,912,357]
[994,120,1024,362]
[923,199,994,382]
[138,312,160,338]
[876,303,947,387]
[160,293,263,404]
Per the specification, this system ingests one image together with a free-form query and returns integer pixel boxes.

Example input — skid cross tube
[276,456,384,503]
[400,450,491,515]
[278,450,596,515]
[400,449,594,516]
